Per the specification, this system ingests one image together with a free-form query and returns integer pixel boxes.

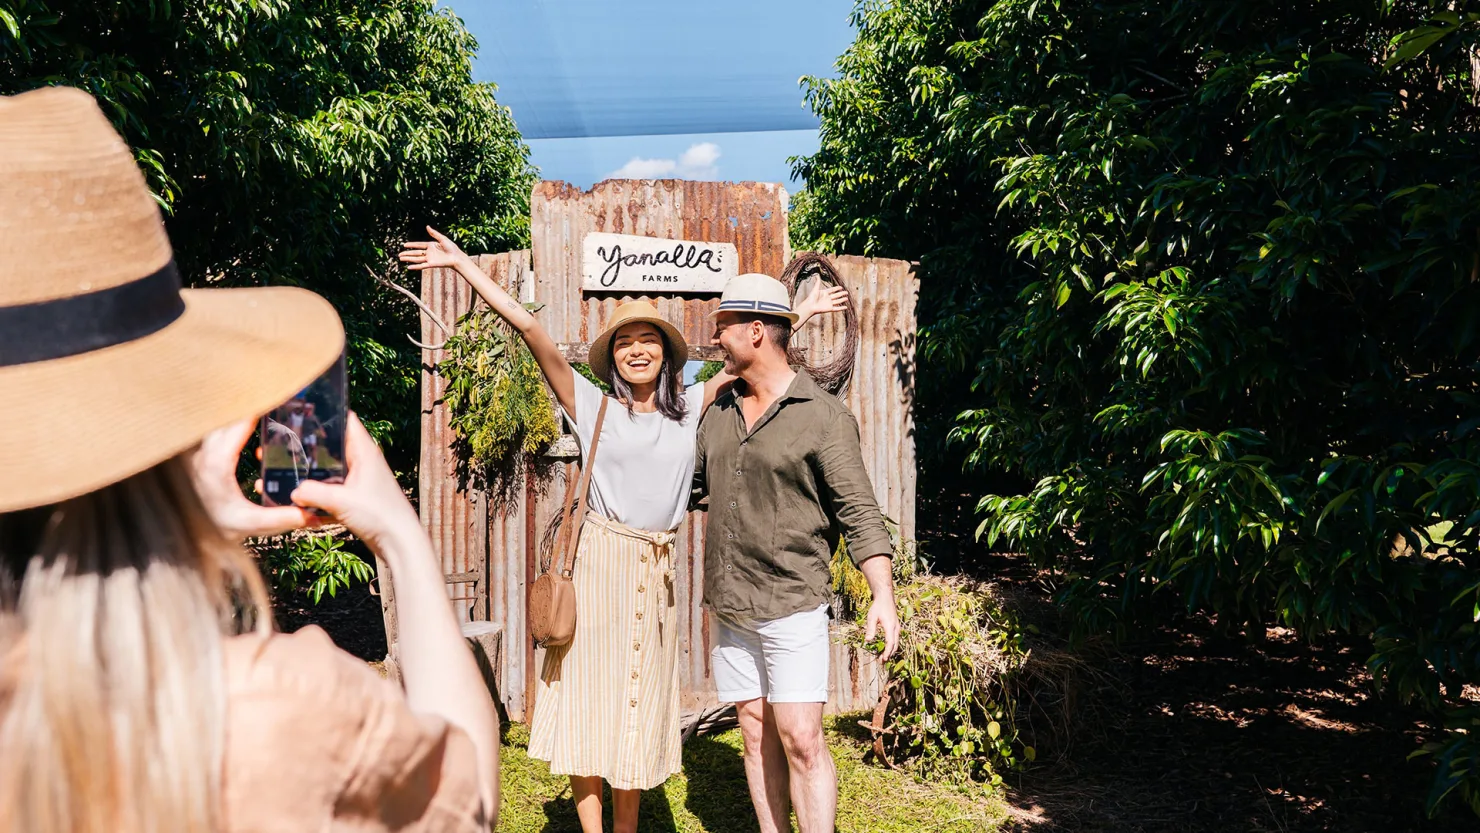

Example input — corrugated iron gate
[413,180,917,721]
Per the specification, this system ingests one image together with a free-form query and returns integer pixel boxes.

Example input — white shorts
[711,603,830,704]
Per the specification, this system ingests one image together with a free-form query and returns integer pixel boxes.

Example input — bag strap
[554,396,609,578]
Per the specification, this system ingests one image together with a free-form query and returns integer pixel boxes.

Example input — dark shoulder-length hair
[604,330,688,423]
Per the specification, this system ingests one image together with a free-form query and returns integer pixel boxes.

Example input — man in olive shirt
[695,273,900,833]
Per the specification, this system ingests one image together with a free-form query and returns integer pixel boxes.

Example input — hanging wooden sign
[581,231,737,293]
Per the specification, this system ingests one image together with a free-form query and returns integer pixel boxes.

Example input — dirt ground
[271,574,387,662]
[987,564,1471,831]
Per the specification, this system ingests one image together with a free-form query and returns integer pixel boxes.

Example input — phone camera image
[260,354,347,508]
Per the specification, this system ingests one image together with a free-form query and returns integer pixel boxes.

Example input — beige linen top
[222,626,486,832]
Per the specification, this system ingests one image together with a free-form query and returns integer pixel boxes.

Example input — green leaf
[1316,489,1358,533]
[0,8,19,40]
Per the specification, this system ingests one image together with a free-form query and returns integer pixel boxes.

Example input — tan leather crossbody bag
[528,396,609,647]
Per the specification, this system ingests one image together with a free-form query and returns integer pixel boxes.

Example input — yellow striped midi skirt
[527,513,682,790]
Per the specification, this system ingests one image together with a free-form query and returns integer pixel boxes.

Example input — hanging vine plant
[438,303,560,504]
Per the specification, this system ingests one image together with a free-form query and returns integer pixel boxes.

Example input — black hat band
[0,261,185,368]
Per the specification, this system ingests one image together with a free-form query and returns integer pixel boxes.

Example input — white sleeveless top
[560,373,706,532]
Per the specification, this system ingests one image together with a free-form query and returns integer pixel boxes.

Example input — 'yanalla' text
[596,242,724,287]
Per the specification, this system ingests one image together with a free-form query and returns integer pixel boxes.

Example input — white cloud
[606,142,721,181]
[677,142,721,175]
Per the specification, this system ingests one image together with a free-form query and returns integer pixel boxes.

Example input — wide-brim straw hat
[0,86,344,513]
[588,301,689,384]
[709,272,799,324]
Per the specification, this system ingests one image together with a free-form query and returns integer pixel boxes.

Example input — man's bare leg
[772,701,835,833]
[736,697,792,833]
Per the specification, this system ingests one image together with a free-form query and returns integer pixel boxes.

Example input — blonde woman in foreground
[0,87,498,832]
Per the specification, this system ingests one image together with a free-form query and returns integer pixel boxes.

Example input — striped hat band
[716,299,793,314]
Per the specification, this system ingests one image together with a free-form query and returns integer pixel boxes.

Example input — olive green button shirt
[694,370,892,621]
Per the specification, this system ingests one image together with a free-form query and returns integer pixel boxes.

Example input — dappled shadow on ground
[526,736,756,832]
[682,734,760,833]
[534,782,682,832]
[1001,615,1470,832]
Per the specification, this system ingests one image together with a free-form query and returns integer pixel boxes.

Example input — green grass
[498,715,1009,832]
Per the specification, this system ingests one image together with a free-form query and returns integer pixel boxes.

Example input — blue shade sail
[452,0,854,139]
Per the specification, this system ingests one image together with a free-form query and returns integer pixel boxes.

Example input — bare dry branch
[366,266,453,351]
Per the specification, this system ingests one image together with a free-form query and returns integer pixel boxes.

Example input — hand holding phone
[260,354,348,512]
[289,413,423,554]
[191,420,320,541]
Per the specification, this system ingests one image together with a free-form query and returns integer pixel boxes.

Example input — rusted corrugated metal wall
[416,251,538,718]
[791,253,919,542]
[417,252,529,621]
[417,180,917,720]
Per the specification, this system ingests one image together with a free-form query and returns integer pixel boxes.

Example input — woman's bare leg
[611,787,642,833]
[571,775,604,833]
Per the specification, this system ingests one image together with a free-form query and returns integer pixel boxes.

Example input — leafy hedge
[1,0,535,474]
[796,0,1480,814]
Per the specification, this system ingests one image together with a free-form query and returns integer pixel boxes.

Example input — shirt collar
[783,369,821,401]
[733,369,820,404]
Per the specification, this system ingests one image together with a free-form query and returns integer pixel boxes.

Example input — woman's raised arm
[400,226,577,416]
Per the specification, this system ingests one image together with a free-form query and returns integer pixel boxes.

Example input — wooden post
[462,621,504,698]
[374,555,399,685]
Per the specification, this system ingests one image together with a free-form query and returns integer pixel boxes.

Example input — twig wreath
[780,253,858,395]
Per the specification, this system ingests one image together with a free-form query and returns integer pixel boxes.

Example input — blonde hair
[0,456,271,833]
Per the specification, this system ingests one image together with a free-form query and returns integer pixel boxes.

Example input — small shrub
[832,527,1033,786]
[439,304,560,503]
[257,531,373,605]
[865,576,1032,785]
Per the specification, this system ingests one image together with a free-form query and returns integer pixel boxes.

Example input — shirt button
[725,564,733,572]
[729,501,736,508]
[640,554,648,562]
[636,611,644,620]
[631,671,639,680]
[630,698,637,707]
[638,584,646,593]
[735,469,742,476]
[633,642,641,651]
[727,532,734,539]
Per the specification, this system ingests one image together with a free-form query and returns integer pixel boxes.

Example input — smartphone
[260,353,347,510]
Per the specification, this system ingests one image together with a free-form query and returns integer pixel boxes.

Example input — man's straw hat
[709,272,799,324]
[588,301,688,384]
[0,87,344,513]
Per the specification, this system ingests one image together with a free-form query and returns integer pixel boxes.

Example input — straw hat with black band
[0,86,344,514]
[587,301,689,384]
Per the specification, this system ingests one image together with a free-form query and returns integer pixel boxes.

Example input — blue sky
[445,1,856,189]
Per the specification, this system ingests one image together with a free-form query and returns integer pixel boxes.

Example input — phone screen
[260,353,347,508]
